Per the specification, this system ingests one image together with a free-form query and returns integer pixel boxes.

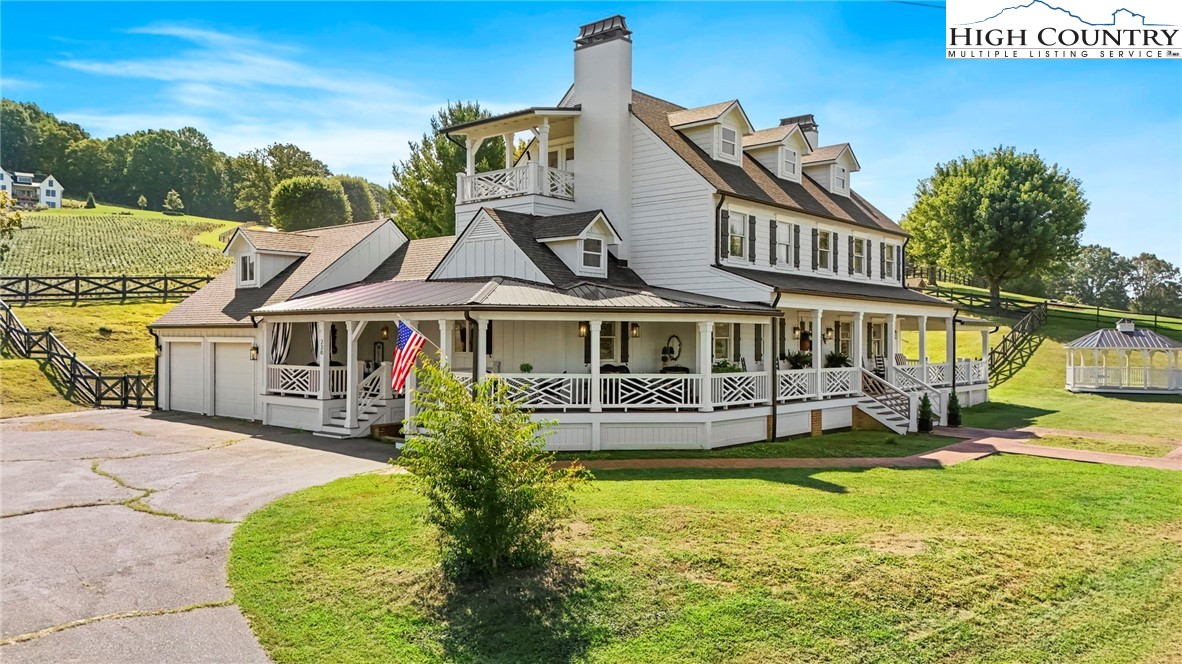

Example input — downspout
[951,307,959,392]
[901,236,911,290]
[713,195,726,268]
[148,327,160,411]
[768,291,782,441]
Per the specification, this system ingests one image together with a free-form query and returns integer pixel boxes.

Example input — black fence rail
[987,302,1048,388]
[920,284,1032,315]
[0,299,154,408]
[0,275,212,304]
[905,264,986,288]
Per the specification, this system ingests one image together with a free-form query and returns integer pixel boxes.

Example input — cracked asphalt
[1,409,393,663]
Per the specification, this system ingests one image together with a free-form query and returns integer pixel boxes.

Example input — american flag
[391,321,426,393]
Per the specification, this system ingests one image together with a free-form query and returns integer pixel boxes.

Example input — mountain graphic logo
[961,0,1173,26]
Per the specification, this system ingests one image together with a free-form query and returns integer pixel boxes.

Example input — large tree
[0,99,89,176]
[1127,253,1182,317]
[902,147,1088,309]
[1051,244,1131,309]
[390,101,504,238]
[233,143,331,223]
[269,176,351,231]
[333,175,378,222]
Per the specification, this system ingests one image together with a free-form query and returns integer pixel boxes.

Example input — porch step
[855,398,910,435]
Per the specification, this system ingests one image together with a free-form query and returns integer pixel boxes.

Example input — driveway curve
[1,409,392,663]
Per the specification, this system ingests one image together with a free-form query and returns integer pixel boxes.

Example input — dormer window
[782,148,798,178]
[720,127,738,158]
[581,238,603,270]
[239,254,256,286]
[834,166,849,193]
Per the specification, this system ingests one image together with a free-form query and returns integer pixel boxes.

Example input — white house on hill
[150,15,993,450]
[0,167,64,208]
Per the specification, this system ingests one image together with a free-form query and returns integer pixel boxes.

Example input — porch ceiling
[444,107,580,141]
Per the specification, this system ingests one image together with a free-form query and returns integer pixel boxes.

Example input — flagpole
[395,316,442,351]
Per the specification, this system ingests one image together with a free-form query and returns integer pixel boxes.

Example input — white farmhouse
[0,167,64,208]
[150,16,993,449]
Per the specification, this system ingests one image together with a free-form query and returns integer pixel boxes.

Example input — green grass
[4,207,242,275]
[0,358,86,418]
[229,457,1182,663]
[555,431,955,461]
[931,283,1182,334]
[1025,435,1179,459]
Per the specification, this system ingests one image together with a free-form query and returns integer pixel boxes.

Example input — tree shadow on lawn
[962,401,1056,430]
[581,465,944,494]
[420,561,603,664]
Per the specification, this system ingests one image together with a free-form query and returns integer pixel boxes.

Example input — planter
[917,416,933,433]
[947,411,962,427]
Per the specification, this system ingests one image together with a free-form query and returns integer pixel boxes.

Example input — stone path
[1,409,392,663]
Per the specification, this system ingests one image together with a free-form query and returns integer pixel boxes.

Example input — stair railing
[356,363,387,417]
[890,368,944,421]
[859,369,911,421]
[988,302,1048,387]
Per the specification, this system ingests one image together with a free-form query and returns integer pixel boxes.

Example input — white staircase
[856,369,911,435]
[315,363,400,439]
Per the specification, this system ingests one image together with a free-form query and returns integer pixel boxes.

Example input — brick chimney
[781,114,818,149]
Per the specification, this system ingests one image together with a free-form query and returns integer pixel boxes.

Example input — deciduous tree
[333,175,378,222]
[163,189,185,214]
[902,147,1088,309]
[0,192,22,261]
[1052,245,1131,309]
[1128,253,1182,316]
[269,176,351,231]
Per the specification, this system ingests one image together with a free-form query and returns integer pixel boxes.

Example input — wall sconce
[380,325,389,340]
[823,327,834,342]
[630,322,640,338]
[249,344,259,361]
[792,326,800,339]
[578,321,590,338]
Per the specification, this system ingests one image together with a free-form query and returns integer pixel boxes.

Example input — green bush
[401,358,588,579]
[269,176,351,231]
[783,351,812,369]
[919,393,934,421]
[163,189,184,214]
[84,192,96,209]
[712,359,744,373]
[333,175,378,222]
[824,351,851,368]
[947,391,961,417]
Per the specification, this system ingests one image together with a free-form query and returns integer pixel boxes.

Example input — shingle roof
[667,100,739,127]
[363,236,456,282]
[742,124,799,149]
[632,91,905,236]
[531,210,611,240]
[238,228,316,254]
[151,219,391,327]
[720,265,952,308]
[801,143,852,165]
[1064,327,1182,350]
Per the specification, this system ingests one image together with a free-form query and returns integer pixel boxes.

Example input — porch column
[945,316,955,387]
[885,313,897,383]
[698,321,713,412]
[851,312,864,373]
[917,315,928,384]
[260,320,271,394]
[317,321,331,399]
[1143,350,1150,388]
[503,133,515,169]
[762,321,775,405]
[590,320,603,413]
[812,309,823,399]
[538,120,550,166]
[437,320,451,366]
[981,329,990,364]
[465,138,477,175]
[345,320,367,428]
[475,318,489,380]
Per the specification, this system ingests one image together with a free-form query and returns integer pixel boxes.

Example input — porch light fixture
[577,321,590,338]
[630,322,640,338]
[823,327,834,342]
[249,344,259,361]
[792,326,800,339]
[380,325,389,340]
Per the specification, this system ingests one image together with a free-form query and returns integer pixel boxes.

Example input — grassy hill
[2,202,248,276]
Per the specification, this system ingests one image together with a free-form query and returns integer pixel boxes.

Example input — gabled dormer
[742,122,812,184]
[668,100,754,166]
[802,143,861,197]
[223,228,314,289]
[535,211,621,279]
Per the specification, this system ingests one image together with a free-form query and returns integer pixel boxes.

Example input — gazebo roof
[1064,320,1182,351]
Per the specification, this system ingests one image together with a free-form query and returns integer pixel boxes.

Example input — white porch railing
[266,365,347,398]
[776,368,816,402]
[712,371,770,407]
[955,359,989,385]
[820,367,858,397]
[498,373,592,409]
[457,163,575,204]
[1069,367,1180,390]
[926,363,949,386]
[601,374,700,410]
[356,363,390,414]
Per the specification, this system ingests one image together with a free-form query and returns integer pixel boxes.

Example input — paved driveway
[1,409,393,663]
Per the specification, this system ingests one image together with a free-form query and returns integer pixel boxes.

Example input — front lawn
[554,431,955,461]
[229,457,1182,663]
[1025,435,1179,459]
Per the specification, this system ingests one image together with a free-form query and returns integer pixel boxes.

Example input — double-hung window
[834,166,848,192]
[838,321,852,355]
[239,254,256,285]
[884,244,896,279]
[728,212,747,259]
[720,127,738,159]
[853,238,865,274]
[776,221,792,266]
[713,322,732,361]
[817,230,832,270]
[782,147,798,178]
[599,322,617,362]
[582,238,603,270]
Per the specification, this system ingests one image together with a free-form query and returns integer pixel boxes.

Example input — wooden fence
[905,264,986,288]
[0,275,212,304]
[0,299,154,408]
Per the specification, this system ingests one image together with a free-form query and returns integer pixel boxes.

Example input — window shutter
[865,240,873,277]
[621,321,630,363]
[847,235,854,275]
[811,228,818,270]
[897,246,904,284]
[733,323,742,362]
[748,215,756,263]
[832,233,839,272]
[769,220,777,265]
[880,243,886,280]
[794,225,801,268]
[719,209,729,260]
[755,324,763,362]
[485,322,493,356]
[583,323,591,364]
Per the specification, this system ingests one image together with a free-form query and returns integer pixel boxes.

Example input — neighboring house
[0,168,64,208]
[150,15,993,449]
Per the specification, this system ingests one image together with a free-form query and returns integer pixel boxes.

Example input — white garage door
[214,343,254,420]
[169,342,204,414]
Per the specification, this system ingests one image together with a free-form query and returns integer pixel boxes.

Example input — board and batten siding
[297,222,408,298]
[433,211,553,284]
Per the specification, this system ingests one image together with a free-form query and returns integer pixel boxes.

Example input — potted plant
[946,391,961,427]
[784,351,812,370]
[519,362,533,374]
[824,351,851,368]
[712,359,744,374]
[917,393,934,433]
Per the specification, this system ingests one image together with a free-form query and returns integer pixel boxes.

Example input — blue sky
[2,1,1179,263]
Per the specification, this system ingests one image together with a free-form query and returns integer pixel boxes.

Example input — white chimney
[573,15,633,260]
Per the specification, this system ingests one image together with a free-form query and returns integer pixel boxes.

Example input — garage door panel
[214,343,254,420]
[169,342,204,414]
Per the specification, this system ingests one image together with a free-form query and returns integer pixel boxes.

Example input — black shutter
[832,233,839,272]
[793,225,801,268]
[621,321,630,363]
[897,245,904,284]
[755,324,763,362]
[778,318,786,358]
[880,243,886,280]
[719,209,729,260]
[748,215,756,263]
[733,324,742,362]
[769,219,777,265]
[865,240,873,277]
[485,322,493,355]
[811,228,819,270]
[583,322,591,364]
[847,235,854,275]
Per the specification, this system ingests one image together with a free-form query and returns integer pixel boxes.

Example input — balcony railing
[894,359,987,387]
[457,162,574,204]
[1068,366,1180,391]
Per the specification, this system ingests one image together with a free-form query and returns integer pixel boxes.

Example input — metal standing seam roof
[719,265,954,308]
[1064,327,1182,350]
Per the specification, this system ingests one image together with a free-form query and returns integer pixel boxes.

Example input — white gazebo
[1064,319,1182,394]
